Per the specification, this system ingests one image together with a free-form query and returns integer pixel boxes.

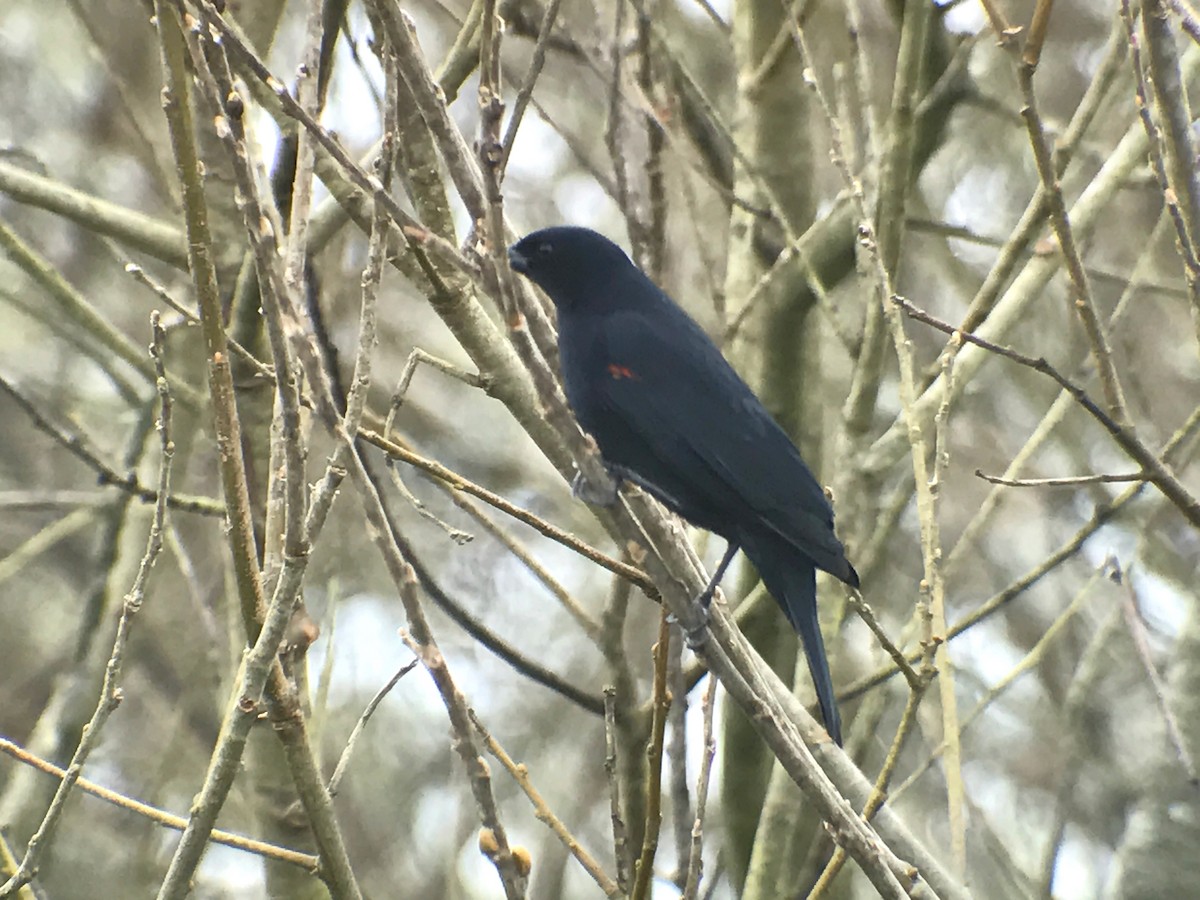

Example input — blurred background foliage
[0,0,1198,897]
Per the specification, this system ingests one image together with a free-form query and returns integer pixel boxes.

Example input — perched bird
[508,226,858,744]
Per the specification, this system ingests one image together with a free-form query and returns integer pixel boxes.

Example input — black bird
[508,226,858,744]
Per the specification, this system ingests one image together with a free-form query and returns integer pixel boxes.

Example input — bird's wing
[594,305,851,579]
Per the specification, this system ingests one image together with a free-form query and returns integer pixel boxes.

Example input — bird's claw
[663,601,711,648]
[668,601,711,651]
[683,609,711,650]
[571,469,620,506]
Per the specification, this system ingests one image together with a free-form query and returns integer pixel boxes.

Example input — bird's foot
[571,468,620,506]
[682,607,711,650]
[667,598,711,651]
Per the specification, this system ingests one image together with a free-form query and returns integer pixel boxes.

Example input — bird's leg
[698,541,740,609]
[571,467,621,506]
[679,542,740,649]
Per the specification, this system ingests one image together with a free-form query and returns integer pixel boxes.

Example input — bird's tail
[742,532,842,745]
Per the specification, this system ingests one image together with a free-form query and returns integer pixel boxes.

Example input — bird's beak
[507,245,529,274]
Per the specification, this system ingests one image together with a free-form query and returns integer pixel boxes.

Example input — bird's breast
[557,316,610,431]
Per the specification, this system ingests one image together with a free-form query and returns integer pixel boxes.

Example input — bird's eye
[537,242,554,256]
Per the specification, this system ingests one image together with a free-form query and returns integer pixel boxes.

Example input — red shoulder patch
[607,363,639,381]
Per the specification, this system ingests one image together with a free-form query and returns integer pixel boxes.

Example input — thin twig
[1124,0,1200,348]
[1015,16,1129,423]
[978,0,1015,37]
[604,687,632,893]
[0,737,319,872]
[477,0,525,339]
[895,296,1200,530]
[123,262,274,378]
[197,0,475,278]
[384,456,474,543]
[445,489,603,640]
[975,470,1147,487]
[378,349,481,544]
[846,589,921,689]
[1173,0,1200,45]
[906,216,1187,299]
[1,312,173,897]
[1037,606,1124,893]
[158,9,363,896]
[328,659,420,797]
[283,0,324,311]
[681,676,717,900]
[666,628,692,890]
[895,566,1111,799]
[791,0,963,868]
[360,428,658,597]
[838,480,1144,704]
[689,0,729,31]
[605,0,632,234]
[945,201,1174,583]
[630,613,672,900]
[0,218,203,406]
[154,0,267,638]
[721,194,855,349]
[810,679,931,898]
[396,564,526,899]
[1140,0,1200,273]
[498,0,564,176]
[632,0,665,277]
[0,374,223,516]
[471,708,622,898]
[376,1,487,220]
[1120,570,1199,784]
[383,347,488,438]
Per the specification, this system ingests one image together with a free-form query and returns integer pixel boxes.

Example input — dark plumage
[509,225,857,744]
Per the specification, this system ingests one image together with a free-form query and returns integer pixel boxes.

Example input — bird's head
[508,226,633,311]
